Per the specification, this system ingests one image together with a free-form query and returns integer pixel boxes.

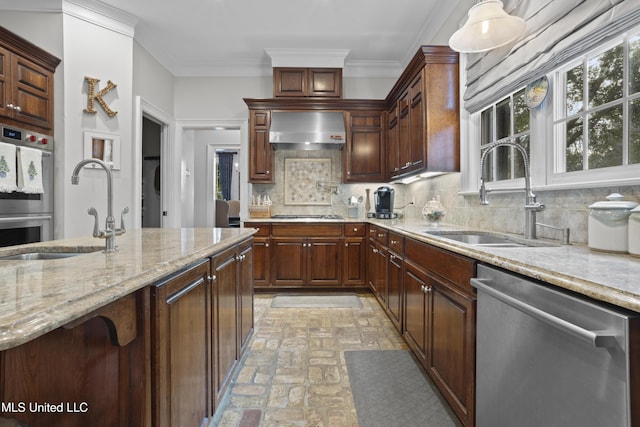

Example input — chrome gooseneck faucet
[479,140,545,240]
[71,158,128,252]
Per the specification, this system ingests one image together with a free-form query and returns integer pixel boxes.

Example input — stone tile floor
[210,292,408,427]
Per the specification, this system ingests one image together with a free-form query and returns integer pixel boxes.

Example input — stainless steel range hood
[269,111,346,150]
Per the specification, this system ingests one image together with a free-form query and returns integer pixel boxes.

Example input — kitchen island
[0,227,256,427]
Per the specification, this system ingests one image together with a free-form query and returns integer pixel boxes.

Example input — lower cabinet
[403,238,476,427]
[211,240,254,409]
[151,259,211,427]
[151,238,254,425]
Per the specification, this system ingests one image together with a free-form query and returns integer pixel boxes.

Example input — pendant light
[449,0,525,53]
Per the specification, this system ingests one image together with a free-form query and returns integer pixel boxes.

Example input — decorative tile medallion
[284,158,332,205]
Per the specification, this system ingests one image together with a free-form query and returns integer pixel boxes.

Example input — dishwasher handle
[471,278,618,348]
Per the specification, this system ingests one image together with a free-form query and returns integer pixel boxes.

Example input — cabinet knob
[390,240,397,245]
[266,170,270,174]
[372,248,378,254]
[345,243,349,247]
[13,105,21,112]
[208,275,217,282]
[390,254,395,260]
[347,171,351,175]
[265,243,269,247]
[378,233,384,238]
[353,227,358,232]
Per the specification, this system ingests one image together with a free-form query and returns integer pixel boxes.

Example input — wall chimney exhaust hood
[269,111,346,150]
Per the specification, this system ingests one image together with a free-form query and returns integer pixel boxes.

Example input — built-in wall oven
[0,123,54,247]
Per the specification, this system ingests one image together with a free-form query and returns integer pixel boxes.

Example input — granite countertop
[0,227,255,351]
[245,216,640,313]
[369,219,640,314]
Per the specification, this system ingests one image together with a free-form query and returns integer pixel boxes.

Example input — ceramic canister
[588,193,638,253]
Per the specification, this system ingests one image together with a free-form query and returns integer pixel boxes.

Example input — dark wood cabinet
[403,237,476,427]
[367,238,388,303]
[273,67,342,98]
[248,110,273,183]
[271,236,342,286]
[387,232,404,331]
[0,27,60,134]
[237,242,254,355]
[343,110,386,182]
[0,291,148,427]
[250,223,271,287]
[387,103,400,177]
[386,46,459,179]
[343,223,366,286]
[151,260,211,427]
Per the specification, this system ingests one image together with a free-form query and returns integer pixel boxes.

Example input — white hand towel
[0,142,17,193]
[17,146,44,194]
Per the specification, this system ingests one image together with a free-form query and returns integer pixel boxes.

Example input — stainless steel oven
[0,123,54,246]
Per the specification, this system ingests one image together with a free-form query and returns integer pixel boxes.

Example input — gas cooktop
[270,214,344,220]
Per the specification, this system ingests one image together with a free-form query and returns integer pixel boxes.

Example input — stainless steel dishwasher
[471,264,638,427]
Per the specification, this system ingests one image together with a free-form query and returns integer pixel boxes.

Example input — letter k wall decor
[84,76,118,117]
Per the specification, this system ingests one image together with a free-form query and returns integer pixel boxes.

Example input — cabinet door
[343,111,386,183]
[387,103,400,177]
[212,249,239,406]
[343,237,366,286]
[11,54,54,131]
[249,110,273,183]
[367,240,387,303]
[0,46,10,120]
[238,243,254,354]
[408,71,425,172]
[398,90,412,173]
[252,236,271,288]
[308,68,342,97]
[428,280,476,427]
[403,260,429,364]
[271,238,306,286]
[387,252,403,331]
[273,67,307,97]
[307,238,342,285]
[152,260,210,427]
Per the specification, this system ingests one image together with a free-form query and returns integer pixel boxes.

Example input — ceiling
[4,0,466,77]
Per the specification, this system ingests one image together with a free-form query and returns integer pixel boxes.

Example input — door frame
[133,96,175,229]
[177,119,247,228]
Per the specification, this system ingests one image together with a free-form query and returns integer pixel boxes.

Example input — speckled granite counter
[368,219,640,313]
[246,217,640,313]
[0,227,255,351]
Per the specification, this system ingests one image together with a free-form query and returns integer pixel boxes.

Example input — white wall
[133,41,175,116]
[62,11,134,238]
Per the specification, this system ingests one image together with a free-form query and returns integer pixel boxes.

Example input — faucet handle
[87,207,100,237]
[120,206,129,232]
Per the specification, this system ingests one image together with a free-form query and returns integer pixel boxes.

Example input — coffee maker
[372,186,396,219]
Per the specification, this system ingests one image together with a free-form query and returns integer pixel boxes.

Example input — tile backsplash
[251,150,639,245]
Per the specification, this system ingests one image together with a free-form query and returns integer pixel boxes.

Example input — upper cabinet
[386,46,459,180]
[273,67,342,98]
[0,27,60,134]
[343,110,386,182]
[248,109,273,183]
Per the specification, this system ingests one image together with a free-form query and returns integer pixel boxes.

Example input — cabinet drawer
[272,223,343,237]
[367,225,388,245]
[247,222,270,237]
[388,231,404,256]
[344,223,365,237]
[405,237,475,293]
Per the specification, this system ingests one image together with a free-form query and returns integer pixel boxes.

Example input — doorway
[141,116,162,227]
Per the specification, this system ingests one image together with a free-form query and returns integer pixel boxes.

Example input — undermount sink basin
[0,247,103,260]
[424,231,556,248]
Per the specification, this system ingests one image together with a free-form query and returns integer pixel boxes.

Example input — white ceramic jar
[588,193,638,253]
[629,206,640,257]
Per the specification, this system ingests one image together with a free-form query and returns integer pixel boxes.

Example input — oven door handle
[0,215,52,223]
[471,278,618,348]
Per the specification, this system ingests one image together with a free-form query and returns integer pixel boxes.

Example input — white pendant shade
[449,0,526,53]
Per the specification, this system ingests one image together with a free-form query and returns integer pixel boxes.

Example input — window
[480,88,530,183]
[554,33,640,173]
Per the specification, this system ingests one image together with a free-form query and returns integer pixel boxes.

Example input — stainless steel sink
[424,231,556,248]
[0,247,103,260]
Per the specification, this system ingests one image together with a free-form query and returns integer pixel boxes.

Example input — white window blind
[463,0,640,113]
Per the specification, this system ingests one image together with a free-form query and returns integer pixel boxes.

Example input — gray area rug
[345,350,459,427]
[270,293,363,308]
